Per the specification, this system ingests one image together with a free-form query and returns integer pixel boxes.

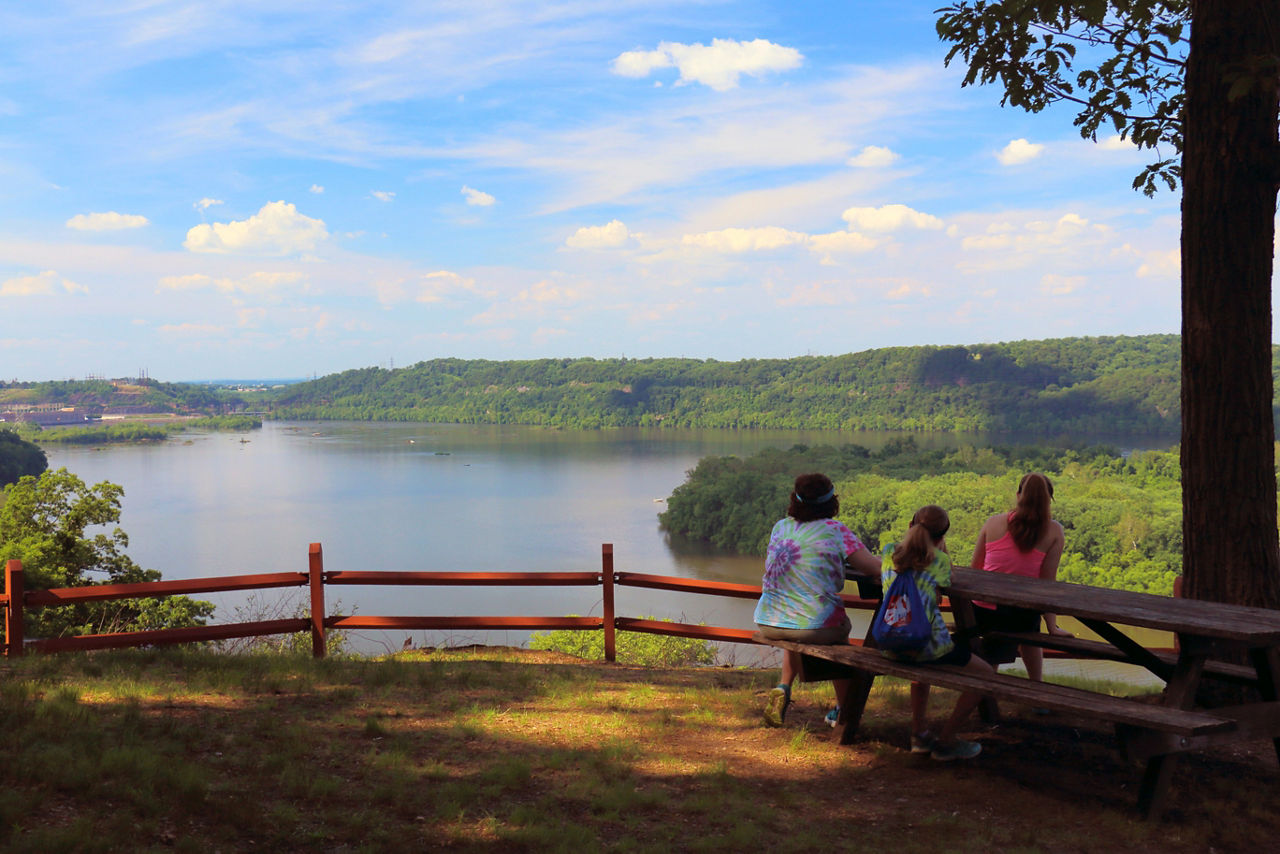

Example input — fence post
[602,543,615,662]
[5,560,24,658]
[309,543,326,658]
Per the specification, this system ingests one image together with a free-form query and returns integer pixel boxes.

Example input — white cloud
[158,322,224,336]
[1,270,87,296]
[997,138,1045,166]
[806,230,880,256]
[183,201,328,255]
[566,220,632,249]
[417,270,478,303]
[158,270,306,297]
[309,184,325,194]
[65,211,149,231]
[461,185,495,207]
[194,198,223,211]
[517,279,580,304]
[1041,273,1084,295]
[611,38,802,91]
[371,190,395,202]
[847,145,899,168]
[841,204,943,232]
[1098,135,1137,151]
[1136,247,1179,278]
[683,226,807,253]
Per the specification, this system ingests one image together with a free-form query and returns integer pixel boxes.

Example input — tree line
[268,335,1216,434]
[659,440,1187,596]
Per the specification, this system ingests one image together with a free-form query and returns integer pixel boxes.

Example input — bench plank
[759,635,1235,738]
[984,631,1259,685]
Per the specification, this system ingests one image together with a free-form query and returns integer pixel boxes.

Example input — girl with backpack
[881,505,994,761]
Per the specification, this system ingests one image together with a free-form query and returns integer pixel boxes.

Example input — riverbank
[1,647,1275,852]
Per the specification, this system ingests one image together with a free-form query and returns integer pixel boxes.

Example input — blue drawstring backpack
[872,570,932,652]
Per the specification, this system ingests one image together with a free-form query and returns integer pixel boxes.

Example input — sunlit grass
[0,646,1268,853]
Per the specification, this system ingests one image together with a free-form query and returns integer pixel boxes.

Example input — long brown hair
[1008,472,1054,551]
[892,505,950,572]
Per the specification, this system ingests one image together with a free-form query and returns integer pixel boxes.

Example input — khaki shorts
[757,611,852,645]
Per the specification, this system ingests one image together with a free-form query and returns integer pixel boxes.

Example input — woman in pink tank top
[969,472,1070,683]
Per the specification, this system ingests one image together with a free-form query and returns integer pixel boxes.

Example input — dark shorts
[928,638,972,667]
[972,604,1042,634]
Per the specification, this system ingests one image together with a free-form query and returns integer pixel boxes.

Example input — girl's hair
[1009,472,1054,551]
[787,472,839,522]
[891,505,950,572]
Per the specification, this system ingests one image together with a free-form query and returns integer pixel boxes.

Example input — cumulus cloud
[1,270,87,296]
[997,138,1045,165]
[461,185,496,206]
[841,204,943,232]
[847,145,900,168]
[683,226,807,253]
[194,198,223,211]
[183,201,328,255]
[611,38,802,91]
[566,219,632,249]
[371,190,395,202]
[65,211,149,231]
[806,230,880,256]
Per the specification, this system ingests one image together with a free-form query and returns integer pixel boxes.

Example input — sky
[0,0,1203,382]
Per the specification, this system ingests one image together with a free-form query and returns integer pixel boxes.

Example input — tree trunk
[1181,1,1280,610]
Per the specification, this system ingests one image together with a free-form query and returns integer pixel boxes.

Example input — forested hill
[270,334,1194,434]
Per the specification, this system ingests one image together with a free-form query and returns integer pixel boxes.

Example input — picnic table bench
[756,566,1280,820]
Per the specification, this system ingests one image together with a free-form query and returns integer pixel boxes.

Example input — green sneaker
[931,739,982,761]
[764,685,790,727]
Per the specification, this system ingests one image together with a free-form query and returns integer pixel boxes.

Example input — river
[44,420,1172,684]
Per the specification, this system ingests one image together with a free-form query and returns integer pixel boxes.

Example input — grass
[0,646,1278,852]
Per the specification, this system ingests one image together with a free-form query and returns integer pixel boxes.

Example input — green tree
[936,0,1280,611]
[0,429,47,486]
[0,468,214,640]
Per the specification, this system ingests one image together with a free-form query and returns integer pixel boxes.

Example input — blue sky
[0,1,1198,381]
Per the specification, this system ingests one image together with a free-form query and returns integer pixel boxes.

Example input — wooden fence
[1,543,886,659]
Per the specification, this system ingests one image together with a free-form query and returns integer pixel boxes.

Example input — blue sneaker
[824,706,841,728]
[931,739,982,761]
[764,684,790,727]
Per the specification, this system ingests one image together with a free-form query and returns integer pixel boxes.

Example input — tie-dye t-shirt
[753,517,868,630]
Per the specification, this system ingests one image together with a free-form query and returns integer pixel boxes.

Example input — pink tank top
[975,516,1046,610]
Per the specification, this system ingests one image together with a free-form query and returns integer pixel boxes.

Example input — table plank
[947,568,1280,642]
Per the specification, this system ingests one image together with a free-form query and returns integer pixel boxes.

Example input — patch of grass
[0,647,1274,853]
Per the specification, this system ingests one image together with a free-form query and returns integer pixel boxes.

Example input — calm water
[45,421,1171,682]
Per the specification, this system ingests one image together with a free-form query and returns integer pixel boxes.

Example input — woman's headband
[796,488,835,504]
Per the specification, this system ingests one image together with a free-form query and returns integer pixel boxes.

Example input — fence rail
[2,544,1169,663]
[5,543,834,659]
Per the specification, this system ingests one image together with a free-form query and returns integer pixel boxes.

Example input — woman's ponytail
[1009,472,1053,551]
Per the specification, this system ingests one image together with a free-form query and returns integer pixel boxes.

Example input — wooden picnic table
[767,567,1280,820]
[947,567,1280,818]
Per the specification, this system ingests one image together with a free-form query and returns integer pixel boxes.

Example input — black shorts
[972,604,1042,634]
[928,638,972,667]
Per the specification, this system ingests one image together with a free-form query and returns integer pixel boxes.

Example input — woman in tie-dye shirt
[754,472,880,727]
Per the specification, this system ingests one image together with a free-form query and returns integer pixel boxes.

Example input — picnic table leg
[1136,639,1208,820]
[835,668,876,745]
[1248,645,1280,765]
[947,594,1001,722]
